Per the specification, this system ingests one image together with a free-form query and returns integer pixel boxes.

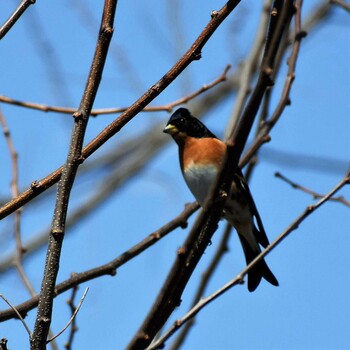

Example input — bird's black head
[163,108,217,139]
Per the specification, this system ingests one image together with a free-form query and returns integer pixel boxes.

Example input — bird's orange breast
[180,136,226,170]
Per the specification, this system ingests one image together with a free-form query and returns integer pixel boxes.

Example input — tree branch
[30,1,118,348]
[275,172,350,207]
[0,0,35,40]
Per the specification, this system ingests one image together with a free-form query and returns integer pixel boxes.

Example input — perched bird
[163,107,278,292]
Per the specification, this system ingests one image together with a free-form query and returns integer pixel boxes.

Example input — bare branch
[275,172,350,207]
[0,0,35,40]
[128,144,237,349]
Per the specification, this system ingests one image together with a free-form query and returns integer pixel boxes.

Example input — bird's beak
[163,124,178,135]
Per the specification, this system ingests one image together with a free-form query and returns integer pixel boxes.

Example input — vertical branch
[30,1,118,349]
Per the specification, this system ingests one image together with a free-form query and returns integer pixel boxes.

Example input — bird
[163,107,278,292]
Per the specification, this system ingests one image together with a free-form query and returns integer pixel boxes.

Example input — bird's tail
[238,234,279,292]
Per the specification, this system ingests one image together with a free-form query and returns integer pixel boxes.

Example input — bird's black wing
[233,167,269,248]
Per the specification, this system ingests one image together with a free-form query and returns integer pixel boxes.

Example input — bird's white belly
[183,163,218,206]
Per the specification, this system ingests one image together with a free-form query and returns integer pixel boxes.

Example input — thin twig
[0,65,230,116]
[47,288,89,344]
[0,0,35,40]
[164,64,231,110]
[148,167,350,350]
[330,0,350,12]
[0,294,31,336]
[275,172,350,207]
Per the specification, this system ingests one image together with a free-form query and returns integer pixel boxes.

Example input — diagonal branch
[0,203,199,322]
[275,172,350,207]
[0,0,35,40]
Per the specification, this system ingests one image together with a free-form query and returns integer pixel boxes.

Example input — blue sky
[0,1,349,349]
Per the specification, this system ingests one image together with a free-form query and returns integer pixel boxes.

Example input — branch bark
[0,0,35,40]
